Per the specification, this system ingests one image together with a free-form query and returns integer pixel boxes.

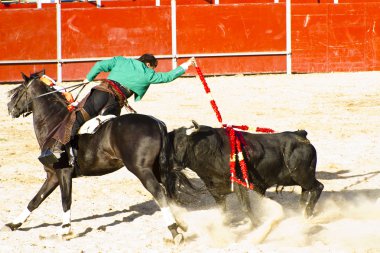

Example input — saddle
[77,115,116,135]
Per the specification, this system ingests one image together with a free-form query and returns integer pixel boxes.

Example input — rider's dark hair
[137,54,158,68]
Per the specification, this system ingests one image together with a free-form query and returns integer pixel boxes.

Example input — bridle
[10,78,88,118]
[10,78,34,117]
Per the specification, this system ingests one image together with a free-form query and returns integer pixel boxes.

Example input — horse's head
[7,71,41,117]
[7,70,66,118]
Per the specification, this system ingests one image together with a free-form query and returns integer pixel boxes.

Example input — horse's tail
[156,119,175,198]
[156,121,196,200]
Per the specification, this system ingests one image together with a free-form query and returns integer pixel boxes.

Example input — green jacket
[86,56,185,101]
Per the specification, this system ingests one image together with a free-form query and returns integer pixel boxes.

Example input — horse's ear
[21,72,29,83]
[30,70,45,79]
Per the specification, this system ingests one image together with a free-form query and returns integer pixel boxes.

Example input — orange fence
[1,1,380,82]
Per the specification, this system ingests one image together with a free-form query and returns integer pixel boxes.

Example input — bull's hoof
[173,233,184,245]
[303,208,314,218]
[4,222,22,231]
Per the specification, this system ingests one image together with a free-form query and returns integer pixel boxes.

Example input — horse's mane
[37,82,71,113]
[7,82,25,99]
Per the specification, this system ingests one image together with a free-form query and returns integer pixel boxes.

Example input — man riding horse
[39,54,196,170]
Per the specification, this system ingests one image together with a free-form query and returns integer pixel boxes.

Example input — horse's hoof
[1,225,12,232]
[61,231,76,241]
[58,223,71,237]
[176,220,188,232]
[3,223,22,231]
[173,233,184,245]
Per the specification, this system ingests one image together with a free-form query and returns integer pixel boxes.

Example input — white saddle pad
[78,115,116,135]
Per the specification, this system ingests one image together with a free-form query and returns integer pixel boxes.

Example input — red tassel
[195,64,277,191]
[256,127,275,133]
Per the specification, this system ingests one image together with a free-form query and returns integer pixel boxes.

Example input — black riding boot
[38,149,59,166]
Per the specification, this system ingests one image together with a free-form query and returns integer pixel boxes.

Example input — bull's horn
[186,120,200,135]
[191,120,199,129]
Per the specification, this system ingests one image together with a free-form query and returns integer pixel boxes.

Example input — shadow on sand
[20,200,160,238]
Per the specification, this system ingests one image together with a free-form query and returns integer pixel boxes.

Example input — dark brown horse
[5,71,186,244]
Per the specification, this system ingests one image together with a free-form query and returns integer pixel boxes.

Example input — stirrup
[38,149,59,166]
[67,146,80,171]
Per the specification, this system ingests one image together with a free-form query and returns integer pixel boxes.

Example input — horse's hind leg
[56,167,74,236]
[131,166,184,244]
[4,169,59,231]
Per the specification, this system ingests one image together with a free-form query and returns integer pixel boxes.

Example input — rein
[14,79,88,117]
[10,78,34,117]
[194,61,275,191]
[31,82,87,101]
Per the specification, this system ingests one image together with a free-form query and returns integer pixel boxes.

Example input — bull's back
[240,130,316,188]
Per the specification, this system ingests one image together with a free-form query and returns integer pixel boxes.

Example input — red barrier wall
[292,3,380,72]
[1,2,380,82]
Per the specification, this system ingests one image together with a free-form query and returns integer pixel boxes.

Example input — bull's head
[170,120,199,170]
[171,120,220,170]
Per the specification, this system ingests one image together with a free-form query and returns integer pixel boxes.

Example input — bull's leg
[300,189,310,208]
[235,185,259,227]
[288,148,322,217]
[303,181,324,217]
[4,170,59,231]
[56,167,74,236]
[212,194,227,212]
[209,191,237,226]
[132,167,184,245]
[208,189,228,214]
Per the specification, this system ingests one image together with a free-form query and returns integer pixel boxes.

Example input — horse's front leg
[56,167,74,236]
[4,169,59,231]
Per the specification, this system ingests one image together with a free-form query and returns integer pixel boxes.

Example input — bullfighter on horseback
[39,54,196,170]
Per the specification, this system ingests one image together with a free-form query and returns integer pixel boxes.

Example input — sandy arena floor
[1,71,380,252]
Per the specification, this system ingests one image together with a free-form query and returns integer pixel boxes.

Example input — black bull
[168,121,324,218]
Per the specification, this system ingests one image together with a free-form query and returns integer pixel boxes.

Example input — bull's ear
[21,72,29,83]
[191,120,199,130]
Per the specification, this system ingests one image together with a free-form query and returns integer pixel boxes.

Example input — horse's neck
[31,84,69,146]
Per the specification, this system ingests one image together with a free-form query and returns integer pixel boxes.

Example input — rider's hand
[180,57,196,70]
[188,57,196,67]
[83,78,90,84]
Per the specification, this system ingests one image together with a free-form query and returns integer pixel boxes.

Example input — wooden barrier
[0,1,380,82]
